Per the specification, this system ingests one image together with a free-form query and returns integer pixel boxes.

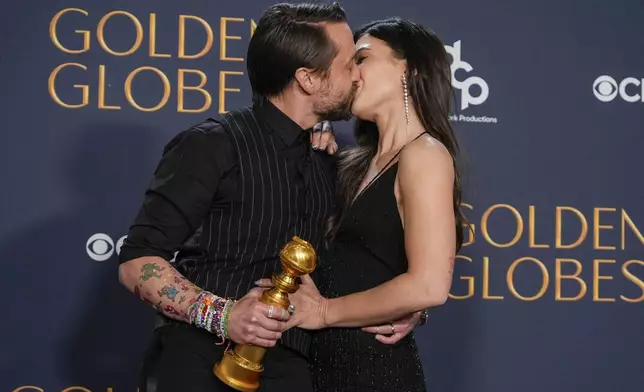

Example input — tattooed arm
[118,127,288,346]
[117,128,228,322]
[118,257,201,322]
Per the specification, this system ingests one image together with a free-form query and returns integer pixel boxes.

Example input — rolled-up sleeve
[119,124,234,263]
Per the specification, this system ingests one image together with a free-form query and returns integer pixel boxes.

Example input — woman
[261,18,465,391]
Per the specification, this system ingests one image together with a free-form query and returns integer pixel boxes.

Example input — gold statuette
[213,236,317,391]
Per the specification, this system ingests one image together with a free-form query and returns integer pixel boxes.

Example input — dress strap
[353,131,427,202]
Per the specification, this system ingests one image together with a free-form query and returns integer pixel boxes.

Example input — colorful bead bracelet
[189,291,235,343]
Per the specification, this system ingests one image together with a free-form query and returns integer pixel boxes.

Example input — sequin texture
[310,165,427,392]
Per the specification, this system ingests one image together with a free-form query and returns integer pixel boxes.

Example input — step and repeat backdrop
[1,1,643,391]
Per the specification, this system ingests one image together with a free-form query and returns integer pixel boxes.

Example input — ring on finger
[268,306,275,319]
[389,323,395,335]
[288,304,295,315]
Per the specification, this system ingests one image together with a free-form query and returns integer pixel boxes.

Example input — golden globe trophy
[213,236,317,392]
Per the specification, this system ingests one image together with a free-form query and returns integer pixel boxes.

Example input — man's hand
[311,121,338,155]
[226,288,290,347]
[361,311,422,344]
[256,275,327,331]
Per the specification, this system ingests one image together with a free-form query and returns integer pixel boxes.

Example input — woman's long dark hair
[327,18,467,252]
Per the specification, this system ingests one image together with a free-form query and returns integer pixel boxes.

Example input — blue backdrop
[2,1,643,391]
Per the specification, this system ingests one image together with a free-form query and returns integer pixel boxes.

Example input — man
[118,3,357,392]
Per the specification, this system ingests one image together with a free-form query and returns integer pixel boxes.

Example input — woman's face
[351,34,406,121]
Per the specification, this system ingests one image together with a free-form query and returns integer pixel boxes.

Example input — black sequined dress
[310,161,426,392]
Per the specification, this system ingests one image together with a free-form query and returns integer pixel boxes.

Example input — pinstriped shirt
[119,102,336,356]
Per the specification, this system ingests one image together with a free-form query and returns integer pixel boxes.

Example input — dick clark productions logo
[445,40,489,110]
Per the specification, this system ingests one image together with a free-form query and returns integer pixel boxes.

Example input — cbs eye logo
[86,233,126,261]
[593,75,643,103]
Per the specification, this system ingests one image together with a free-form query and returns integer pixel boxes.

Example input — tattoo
[448,257,455,274]
[135,286,155,305]
[140,263,164,281]
[172,276,190,291]
[158,285,179,301]
[173,276,190,291]
[131,261,206,324]
[163,305,182,317]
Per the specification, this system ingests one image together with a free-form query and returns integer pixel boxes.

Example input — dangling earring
[402,72,410,125]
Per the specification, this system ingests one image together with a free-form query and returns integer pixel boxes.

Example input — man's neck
[269,95,318,130]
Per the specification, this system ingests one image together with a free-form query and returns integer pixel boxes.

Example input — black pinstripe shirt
[119,101,336,356]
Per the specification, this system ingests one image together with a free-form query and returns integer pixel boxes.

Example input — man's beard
[315,83,358,122]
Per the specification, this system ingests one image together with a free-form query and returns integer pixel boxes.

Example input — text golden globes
[48,8,257,113]
[455,204,644,302]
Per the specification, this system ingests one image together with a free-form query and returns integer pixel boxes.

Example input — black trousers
[139,326,313,392]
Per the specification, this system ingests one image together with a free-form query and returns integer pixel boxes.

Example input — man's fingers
[247,287,264,298]
[252,337,278,348]
[375,333,402,344]
[254,328,282,340]
[362,323,407,335]
[254,278,273,288]
[257,302,291,325]
[257,317,287,332]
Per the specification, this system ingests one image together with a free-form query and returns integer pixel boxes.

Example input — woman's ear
[398,59,415,77]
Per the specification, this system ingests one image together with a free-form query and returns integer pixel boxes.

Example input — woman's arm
[322,137,456,328]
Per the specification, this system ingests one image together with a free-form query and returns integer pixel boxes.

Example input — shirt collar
[253,100,307,146]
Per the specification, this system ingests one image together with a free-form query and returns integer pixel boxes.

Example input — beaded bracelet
[220,299,235,339]
[189,291,235,343]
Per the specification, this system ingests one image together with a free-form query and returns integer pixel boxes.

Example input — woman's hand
[311,121,338,154]
[361,311,421,344]
[255,275,328,330]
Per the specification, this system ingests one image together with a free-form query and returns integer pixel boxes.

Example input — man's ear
[294,67,321,95]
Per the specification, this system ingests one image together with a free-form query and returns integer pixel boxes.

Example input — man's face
[313,22,360,122]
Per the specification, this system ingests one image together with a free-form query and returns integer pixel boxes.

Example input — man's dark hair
[247,2,347,103]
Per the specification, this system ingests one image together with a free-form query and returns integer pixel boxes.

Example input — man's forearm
[118,256,204,322]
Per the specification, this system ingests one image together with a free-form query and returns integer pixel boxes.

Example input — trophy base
[213,347,264,392]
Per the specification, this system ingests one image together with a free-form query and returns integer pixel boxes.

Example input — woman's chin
[350,100,363,117]
[351,103,368,120]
